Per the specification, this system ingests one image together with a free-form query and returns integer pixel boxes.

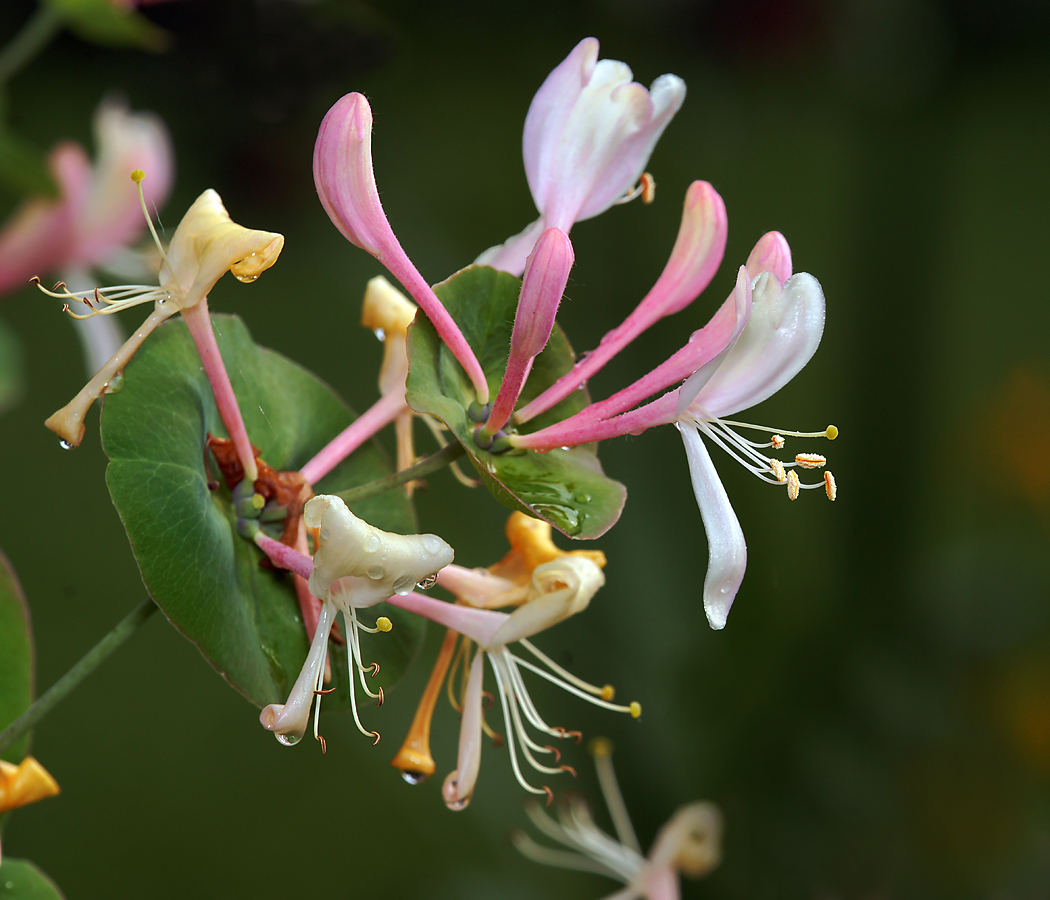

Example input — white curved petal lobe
[678,423,746,630]
[690,272,825,419]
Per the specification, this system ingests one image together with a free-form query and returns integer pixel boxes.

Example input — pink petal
[679,423,745,630]
[745,231,792,284]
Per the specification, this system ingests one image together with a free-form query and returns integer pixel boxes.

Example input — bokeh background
[1,1,1049,897]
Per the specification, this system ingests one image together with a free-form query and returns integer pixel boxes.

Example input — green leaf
[100,314,422,710]
[405,265,626,539]
[0,132,57,199]
[0,859,64,900]
[0,551,33,763]
[43,0,169,51]
[0,319,25,417]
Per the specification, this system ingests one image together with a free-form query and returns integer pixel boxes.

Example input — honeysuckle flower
[514,738,722,900]
[386,513,637,808]
[39,185,283,485]
[513,233,835,630]
[299,276,418,486]
[0,99,173,298]
[257,494,454,749]
[313,92,490,402]
[0,756,60,814]
[477,37,686,276]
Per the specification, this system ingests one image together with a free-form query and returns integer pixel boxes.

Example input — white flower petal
[690,272,825,419]
[678,423,746,630]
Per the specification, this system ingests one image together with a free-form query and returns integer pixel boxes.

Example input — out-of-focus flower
[477,38,686,276]
[0,99,173,298]
[0,756,60,813]
[514,738,722,899]
[513,234,834,630]
[39,186,283,457]
[386,513,637,808]
[258,494,454,749]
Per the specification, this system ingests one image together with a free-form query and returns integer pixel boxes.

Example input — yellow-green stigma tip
[629,701,642,719]
[130,169,145,183]
[251,493,266,510]
[589,737,613,758]
[825,425,838,440]
[376,617,393,633]
[600,684,615,702]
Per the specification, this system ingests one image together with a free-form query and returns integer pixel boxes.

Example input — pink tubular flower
[313,92,490,402]
[477,37,686,276]
[0,99,173,297]
[512,233,835,630]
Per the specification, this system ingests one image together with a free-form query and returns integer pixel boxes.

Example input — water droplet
[276,733,301,746]
[533,503,581,536]
[401,770,429,785]
[392,574,415,593]
[720,581,733,595]
[367,564,385,581]
[417,573,438,590]
[234,272,259,284]
[445,795,470,811]
[423,535,444,554]
[365,533,381,552]
[59,440,72,450]
[575,493,591,504]
[373,327,386,342]
[103,372,124,394]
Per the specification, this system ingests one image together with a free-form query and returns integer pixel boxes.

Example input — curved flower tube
[511,234,832,630]
[313,92,489,402]
[477,37,686,276]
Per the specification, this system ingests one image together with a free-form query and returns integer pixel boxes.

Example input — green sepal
[0,858,65,900]
[405,265,626,539]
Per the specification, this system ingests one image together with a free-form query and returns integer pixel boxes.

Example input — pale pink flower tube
[313,93,490,402]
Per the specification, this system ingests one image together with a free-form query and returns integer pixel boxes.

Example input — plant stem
[0,5,64,85]
[335,441,465,505]
[0,599,157,754]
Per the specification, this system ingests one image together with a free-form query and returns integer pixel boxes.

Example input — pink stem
[513,392,678,451]
[300,390,407,485]
[255,532,314,580]
[182,299,258,483]
[385,592,506,648]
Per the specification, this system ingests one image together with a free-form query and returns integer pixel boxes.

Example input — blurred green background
[1,0,1049,897]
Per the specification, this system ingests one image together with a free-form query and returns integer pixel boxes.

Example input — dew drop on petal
[401,770,429,785]
[276,733,301,747]
[365,533,381,552]
[367,564,385,581]
[417,573,438,590]
[59,440,72,450]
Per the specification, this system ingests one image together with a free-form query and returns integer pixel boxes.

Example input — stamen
[794,453,826,469]
[614,172,655,205]
[770,459,786,482]
[489,654,550,797]
[718,419,839,441]
[786,470,800,501]
[518,638,615,699]
[508,653,639,716]
[589,738,642,854]
[824,471,837,501]
[132,169,176,278]
[771,434,785,449]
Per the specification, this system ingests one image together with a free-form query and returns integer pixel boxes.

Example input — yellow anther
[376,616,393,633]
[794,453,826,469]
[771,434,785,449]
[251,492,266,510]
[824,471,837,501]
[640,172,656,204]
[130,169,145,183]
[825,425,838,440]
[589,737,613,758]
[786,470,800,501]
[600,684,615,702]
[629,701,642,719]
[770,459,786,483]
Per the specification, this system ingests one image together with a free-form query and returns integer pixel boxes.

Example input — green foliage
[100,314,423,710]
[0,551,32,763]
[0,859,64,900]
[42,0,168,51]
[0,131,57,200]
[0,319,24,417]
[406,265,625,539]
